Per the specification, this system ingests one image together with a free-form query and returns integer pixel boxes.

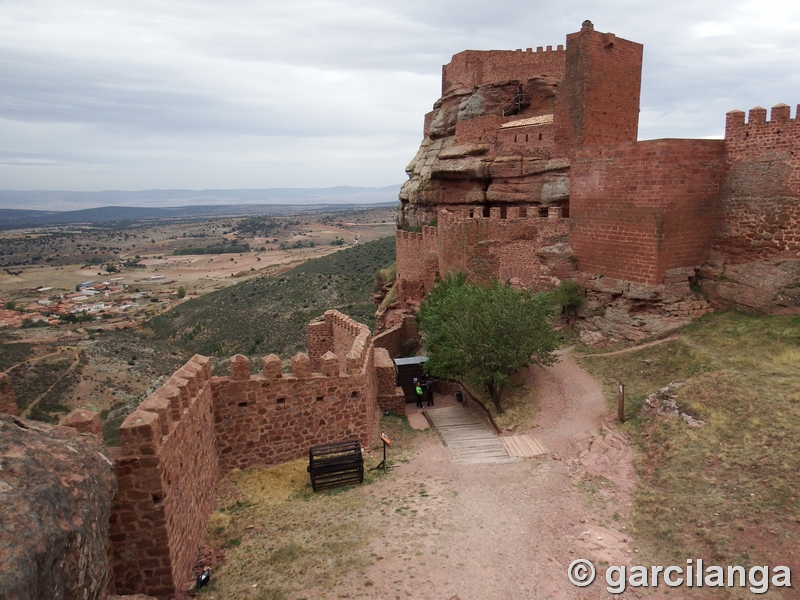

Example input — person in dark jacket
[425,377,434,406]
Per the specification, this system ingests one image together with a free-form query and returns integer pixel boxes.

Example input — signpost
[372,432,392,473]
[618,380,625,423]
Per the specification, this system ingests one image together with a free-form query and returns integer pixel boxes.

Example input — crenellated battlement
[395,227,440,303]
[718,103,800,259]
[118,354,211,456]
[109,310,385,599]
[439,206,566,224]
[111,353,217,598]
[442,46,566,93]
[305,309,372,374]
[725,103,800,137]
[396,227,439,242]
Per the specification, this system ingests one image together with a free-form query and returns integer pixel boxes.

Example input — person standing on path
[425,377,434,407]
[415,379,424,409]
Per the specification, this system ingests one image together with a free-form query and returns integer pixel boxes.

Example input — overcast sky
[1,0,799,196]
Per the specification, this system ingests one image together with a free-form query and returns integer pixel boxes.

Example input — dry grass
[452,362,545,431]
[196,413,423,599]
[485,367,541,430]
[580,311,800,577]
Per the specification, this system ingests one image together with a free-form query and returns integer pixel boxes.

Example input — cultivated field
[0,206,397,438]
[0,206,396,302]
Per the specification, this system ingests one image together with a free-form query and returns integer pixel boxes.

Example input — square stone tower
[554,20,643,154]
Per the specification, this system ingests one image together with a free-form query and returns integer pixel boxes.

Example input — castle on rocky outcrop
[396,21,800,344]
[4,22,800,600]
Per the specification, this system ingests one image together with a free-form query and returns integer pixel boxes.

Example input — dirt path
[20,348,81,419]
[585,335,681,357]
[334,351,668,599]
[2,349,67,375]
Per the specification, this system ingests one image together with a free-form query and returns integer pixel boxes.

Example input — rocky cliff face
[398,77,568,229]
[0,414,116,600]
[699,251,800,314]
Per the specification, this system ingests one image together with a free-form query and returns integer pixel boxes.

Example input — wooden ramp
[500,434,548,458]
[424,406,520,465]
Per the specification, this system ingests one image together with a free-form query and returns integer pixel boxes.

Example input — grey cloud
[0,0,799,194]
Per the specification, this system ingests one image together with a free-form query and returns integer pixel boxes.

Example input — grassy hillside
[146,236,395,359]
[580,311,800,573]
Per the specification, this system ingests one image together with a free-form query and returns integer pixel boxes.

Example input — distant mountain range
[0,185,401,228]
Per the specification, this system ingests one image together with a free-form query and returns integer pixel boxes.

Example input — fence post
[617,380,625,423]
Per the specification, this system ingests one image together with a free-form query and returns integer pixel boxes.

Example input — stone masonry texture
[395,21,800,342]
[105,310,389,599]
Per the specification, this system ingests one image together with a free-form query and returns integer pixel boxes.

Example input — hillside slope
[146,236,396,359]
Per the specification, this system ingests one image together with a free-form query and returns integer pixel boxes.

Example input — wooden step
[500,434,548,458]
[424,406,521,465]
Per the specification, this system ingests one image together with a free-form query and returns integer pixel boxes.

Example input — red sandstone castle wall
[553,23,643,156]
[442,47,565,92]
[438,208,569,286]
[306,319,333,372]
[212,310,379,473]
[495,123,555,159]
[211,354,378,473]
[373,313,420,360]
[373,347,406,415]
[717,104,800,261]
[307,311,369,375]
[108,310,383,599]
[570,139,725,284]
[453,115,503,147]
[396,227,439,303]
[333,312,369,375]
[110,355,217,599]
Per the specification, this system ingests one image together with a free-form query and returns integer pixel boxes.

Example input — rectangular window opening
[277,397,286,405]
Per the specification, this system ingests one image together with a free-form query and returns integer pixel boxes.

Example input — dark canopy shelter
[393,356,429,404]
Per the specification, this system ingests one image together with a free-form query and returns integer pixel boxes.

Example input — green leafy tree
[417,273,559,413]
[551,280,584,316]
[176,286,186,299]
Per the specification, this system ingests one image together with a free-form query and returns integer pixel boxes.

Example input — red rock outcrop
[398,22,643,231]
[0,414,116,600]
